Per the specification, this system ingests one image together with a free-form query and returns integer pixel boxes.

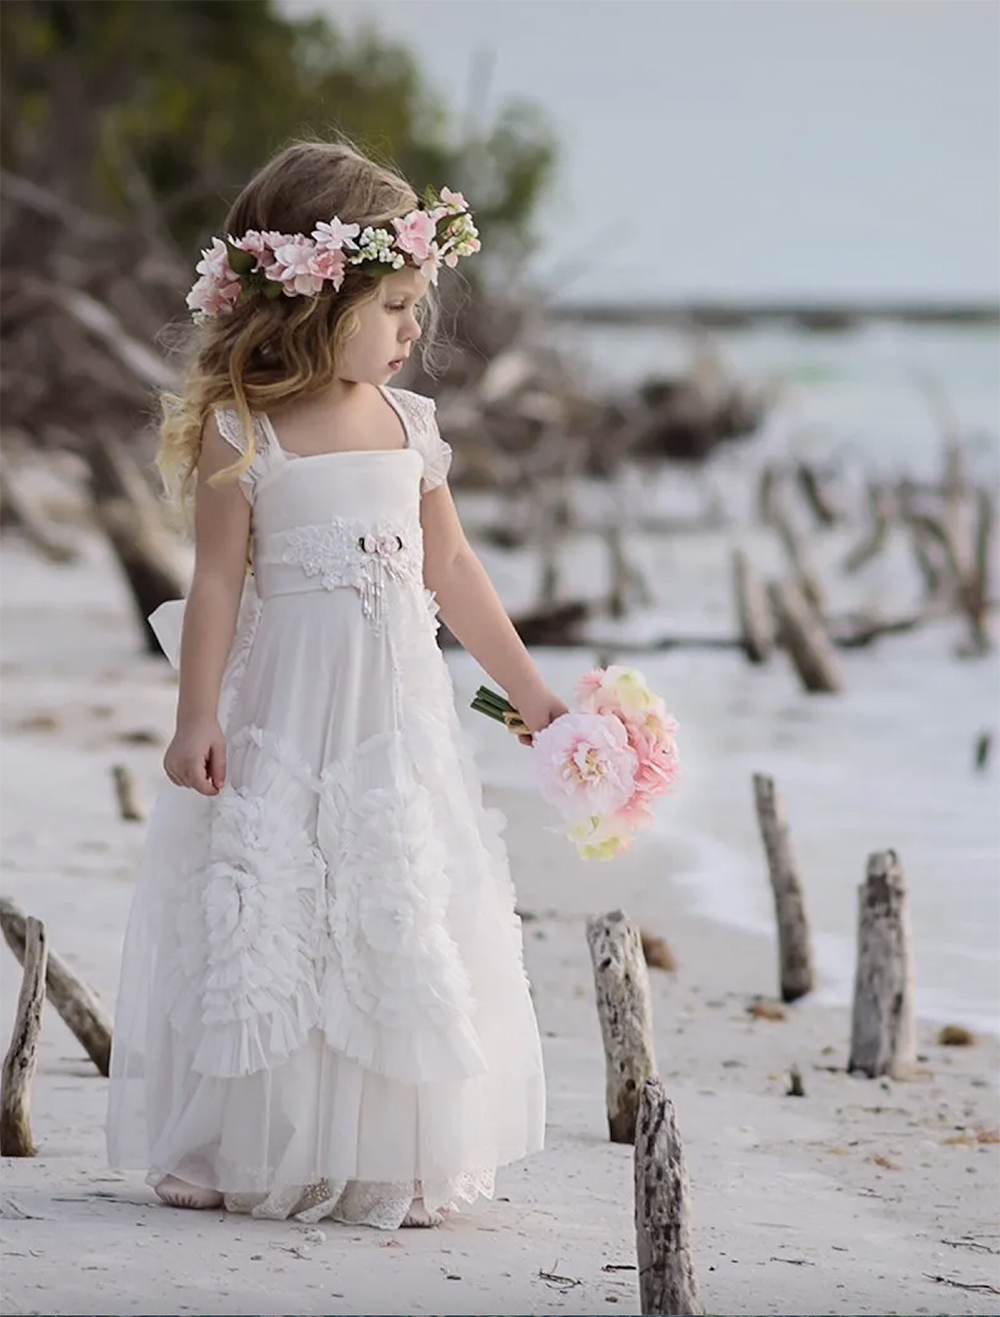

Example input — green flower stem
[470,698,509,724]
[474,686,517,715]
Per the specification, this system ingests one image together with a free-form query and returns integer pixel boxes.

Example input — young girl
[106,141,567,1229]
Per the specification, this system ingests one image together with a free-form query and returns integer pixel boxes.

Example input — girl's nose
[403,316,421,343]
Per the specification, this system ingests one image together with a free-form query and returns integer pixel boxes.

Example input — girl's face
[336,267,428,385]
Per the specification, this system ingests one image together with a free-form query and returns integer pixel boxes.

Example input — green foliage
[1,0,556,271]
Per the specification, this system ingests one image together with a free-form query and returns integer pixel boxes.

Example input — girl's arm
[163,417,251,794]
[421,482,568,738]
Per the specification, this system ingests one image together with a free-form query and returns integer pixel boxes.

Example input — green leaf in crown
[224,239,257,277]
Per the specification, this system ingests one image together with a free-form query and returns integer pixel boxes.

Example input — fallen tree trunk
[769,579,844,693]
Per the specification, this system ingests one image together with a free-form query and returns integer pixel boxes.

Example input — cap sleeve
[383,387,452,493]
[418,401,452,493]
[213,407,269,504]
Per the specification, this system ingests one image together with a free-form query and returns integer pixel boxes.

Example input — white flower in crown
[312,218,360,252]
[351,226,399,267]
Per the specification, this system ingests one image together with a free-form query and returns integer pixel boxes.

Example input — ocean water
[551,320,1000,480]
[468,320,1000,1032]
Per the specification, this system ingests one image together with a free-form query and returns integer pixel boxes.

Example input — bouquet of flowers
[471,666,679,860]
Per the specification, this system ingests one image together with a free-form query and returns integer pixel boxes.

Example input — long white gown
[106,386,546,1228]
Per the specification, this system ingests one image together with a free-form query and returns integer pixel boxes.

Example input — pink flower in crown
[186,238,241,315]
[235,230,286,265]
[312,219,360,252]
[533,712,638,822]
[309,246,347,290]
[266,236,324,296]
[419,245,442,285]
[392,210,438,264]
[439,187,468,213]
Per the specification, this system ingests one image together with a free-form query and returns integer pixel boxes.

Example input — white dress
[106,386,546,1228]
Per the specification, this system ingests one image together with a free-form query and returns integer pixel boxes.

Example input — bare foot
[154,1174,224,1210]
[401,1195,444,1227]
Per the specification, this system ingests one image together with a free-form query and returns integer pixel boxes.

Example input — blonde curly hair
[157,140,440,512]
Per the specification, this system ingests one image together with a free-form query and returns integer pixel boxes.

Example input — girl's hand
[509,687,569,747]
[163,718,227,795]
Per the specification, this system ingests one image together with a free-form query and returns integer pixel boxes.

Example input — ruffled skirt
[106,581,545,1227]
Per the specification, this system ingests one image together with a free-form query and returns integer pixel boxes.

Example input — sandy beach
[2,525,999,1317]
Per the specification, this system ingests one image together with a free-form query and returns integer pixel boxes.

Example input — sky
[283,0,1000,304]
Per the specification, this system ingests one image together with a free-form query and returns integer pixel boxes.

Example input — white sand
[2,529,999,1316]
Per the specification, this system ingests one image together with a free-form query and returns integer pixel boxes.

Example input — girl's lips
[388,359,404,372]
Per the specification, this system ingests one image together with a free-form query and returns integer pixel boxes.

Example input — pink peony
[312,218,360,252]
[266,237,325,296]
[392,210,438,263]
[576,665,662,721]
[533,712,638,822]
[613,788,656,832]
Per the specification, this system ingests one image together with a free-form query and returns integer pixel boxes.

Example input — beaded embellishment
[278,514,422,630]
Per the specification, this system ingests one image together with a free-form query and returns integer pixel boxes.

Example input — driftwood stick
[586,910,658,1143]
[634,1079,704,1316]
[963,487,994,653]
[112,763,145,823]
[752,773,815,1002]
[769,496,826,615]
[796,462,839,527]
[848,850,916,1079]
[0,916,48,1156]
[843,482,895,574]
[0,898,113,1077]
[732,547,775,663]
[606,524,654,619]
[768,579,844,694]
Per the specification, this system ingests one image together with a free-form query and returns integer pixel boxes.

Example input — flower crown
[186,186,480,319]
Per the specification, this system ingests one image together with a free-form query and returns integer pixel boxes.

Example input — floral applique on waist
[260,513,423,629]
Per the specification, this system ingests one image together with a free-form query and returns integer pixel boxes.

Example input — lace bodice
[212,387,450,628]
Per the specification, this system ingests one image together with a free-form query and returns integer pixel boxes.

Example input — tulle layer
[107,580,545,1221]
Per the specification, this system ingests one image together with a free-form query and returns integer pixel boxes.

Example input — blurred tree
[0,0,556,273]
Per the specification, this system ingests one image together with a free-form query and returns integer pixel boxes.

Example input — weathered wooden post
[848,850,916,1079]
[732,547,775,663]
[752,774,815,1002]
[586,910,657,1143]
[634,1079,704,1316]
[768,579,844,694]
[0,898,113,1076]
[112,762,145,822]
[0,916,48,1156]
